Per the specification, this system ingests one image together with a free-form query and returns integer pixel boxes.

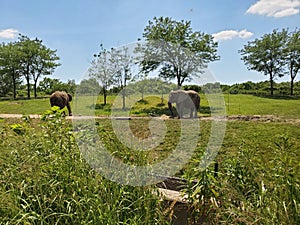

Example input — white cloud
[246,0,300,18]
[0,28,19,39]
[212,29,254,42]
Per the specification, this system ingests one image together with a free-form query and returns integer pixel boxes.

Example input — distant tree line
[184,81,300,96]
[220,80,300,96]
[1,74,298,100]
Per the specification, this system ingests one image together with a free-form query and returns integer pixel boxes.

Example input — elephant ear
[176,90,189,103]
[188,91,197,100]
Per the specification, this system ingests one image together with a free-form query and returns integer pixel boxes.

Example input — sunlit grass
[224,94,300,118]
[0,107,299,224]
[1,94,299,119]
[0,98,50,115]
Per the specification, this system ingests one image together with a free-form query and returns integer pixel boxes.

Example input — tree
[37,77,62,94]
[38,77,76,95]
[128,78,173,101]
[0,72,13,97]
[88,44,117,105]
[64,79,77,94]
[239,29,288,95]
[90,44,139,108]
[17,34,60,99]
[76,78,101,95]
[138,17,219,87]
[110,46,137,109]
[285,28,300,95]
[0,42,22,98]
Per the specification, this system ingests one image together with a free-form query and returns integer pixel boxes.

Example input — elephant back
[50,91,69,109]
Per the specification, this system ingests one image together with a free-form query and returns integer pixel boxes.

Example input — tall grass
[182,127,300,224]
[0,109,167,224]
[0,105,299,224]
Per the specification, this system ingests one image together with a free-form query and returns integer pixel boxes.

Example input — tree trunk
[12,73,17,99]
[122,88,126,110]
[122,69,127,110]
[103,87,107,105]
[26,76,31,99]
[290,77,294,96]
[269,74,274,96]
[34,80,37,98]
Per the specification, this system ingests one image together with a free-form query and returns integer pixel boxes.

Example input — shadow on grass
[137,99,149,104]
[90,103,213,117]
[132,106,171,116]
[92,103,112,112]
[255,94,300,100]
[133,105,212,117]
[200,106,211,115]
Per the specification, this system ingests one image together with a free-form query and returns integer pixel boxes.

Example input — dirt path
[1,113,299,123]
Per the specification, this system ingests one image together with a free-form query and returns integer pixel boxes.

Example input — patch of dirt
[8,102,23,105]
[159,114,172,119]
[0,114,41,119]
[0,114,299,124]
[226,115,280,122]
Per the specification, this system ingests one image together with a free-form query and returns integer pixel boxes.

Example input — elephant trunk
[168,101,174,117]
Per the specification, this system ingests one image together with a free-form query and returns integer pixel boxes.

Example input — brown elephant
[168,90,200,119]
[50,91,72,116]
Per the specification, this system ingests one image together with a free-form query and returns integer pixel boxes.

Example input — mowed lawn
[0,94,299,119]
[224,94,300,119]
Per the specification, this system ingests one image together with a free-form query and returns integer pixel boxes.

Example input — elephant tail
[67,93,72,102]
[168,102,174,116]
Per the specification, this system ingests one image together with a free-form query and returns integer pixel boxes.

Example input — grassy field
[0,94,299,224]
[224,94,300,118]
[1,93,300,119]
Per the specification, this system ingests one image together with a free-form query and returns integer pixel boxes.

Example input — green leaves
[240,28,300,95]
[0,34,60,99]
[10,123,26,135]
[140,16,219,87]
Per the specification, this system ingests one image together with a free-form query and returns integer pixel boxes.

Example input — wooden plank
[157,188,188,203]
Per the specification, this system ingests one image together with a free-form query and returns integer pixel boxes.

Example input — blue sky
[0,0,299,84]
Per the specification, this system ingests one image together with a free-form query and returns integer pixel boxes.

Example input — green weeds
[0,106,299,224]
[0,110,166,224]
[183,134,299,224]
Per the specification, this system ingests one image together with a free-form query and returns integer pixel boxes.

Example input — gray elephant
[50,91,72,116]
[168,90,200,119]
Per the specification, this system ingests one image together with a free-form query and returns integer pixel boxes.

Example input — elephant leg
[177,104,183,119]
[50,98,55,107]
[189,107,198,118]
[190,108,194,118]
[66,102,72,116]
[191,106,198,118]
[178,110,182,119]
